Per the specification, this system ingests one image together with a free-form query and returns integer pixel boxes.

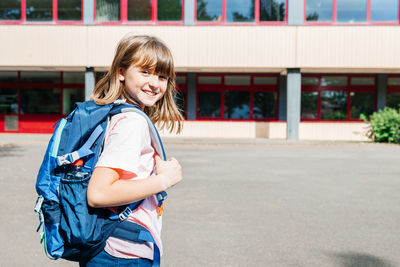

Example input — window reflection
[253,92,276,118]
[63,88,84,115]
[58,0,81,20]
[20,88,60,114]
[387,93,400,109]
[198,92,221,117]
[260,0,286,21]
[26,0,52,21]
[321,76,347,86]
[158,0,182,21]
[301,92,318,119]
[197,0,222,22]
[0,88,18,114]
[371,0,398,22]
[226,0,254,22]
[350,92,374,119]
[306,0,333,22]
[224,91,250,119]
[0,0,21,20]
[96,0,120,22]
[337,0,367,23]
[174,91,186,117]
[128,0,152,21]
[321,91,347,120]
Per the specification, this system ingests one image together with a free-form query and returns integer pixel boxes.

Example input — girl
[82,35,184,266]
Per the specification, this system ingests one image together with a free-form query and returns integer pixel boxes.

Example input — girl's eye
[159,75,167,81]
[141,70,149,75]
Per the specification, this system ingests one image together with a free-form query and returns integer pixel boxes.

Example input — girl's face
[119,65,168,108]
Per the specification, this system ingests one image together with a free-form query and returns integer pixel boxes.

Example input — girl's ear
[118,68,125,82]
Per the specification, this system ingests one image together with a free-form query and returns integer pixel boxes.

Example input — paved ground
[0,134,399,267]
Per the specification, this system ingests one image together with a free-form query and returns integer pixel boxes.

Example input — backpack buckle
[118,206,132,221]
[34,196,44,213]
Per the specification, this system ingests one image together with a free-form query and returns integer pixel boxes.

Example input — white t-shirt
[96,112,163,260]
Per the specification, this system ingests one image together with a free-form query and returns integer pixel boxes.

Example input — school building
[1,0,400,140]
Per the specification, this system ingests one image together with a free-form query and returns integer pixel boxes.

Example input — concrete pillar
[377,74,387,111]
[286,69,301,140]
[279,75,287,121]
[288,0,304,25]
[83,0,94,24]
[186,73,196,120]
[85,67,95,101]
[184,0,195,25]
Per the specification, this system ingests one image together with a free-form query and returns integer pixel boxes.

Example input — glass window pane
[0,71,18,82]
[198,91,221,117]
[371,0,398,22]
[157,0,182,21]
[0,88,18,114]
[225,75,251,85]
[176,76,186,84]
[96,0,120,22]
[63,72,85,83]
[254,77,277,85]
[226,0,254,22]
[253,92,276,118]
[321,91,347,120]
[302,77,319,85]
[128,0,152,21]
[306,0,333,21]
[301,92,318,119]
[20,88,60,114]
[321,76,347,86]
[224,91,250,119]
[387,93,400,109]
[21,72,60,83]
[0,0,21,20]
[351,77,375,85]
[350,92,375,119]
[58,0,81,20]
[198,76,222,84]
[337,0,367,23]
[388,78,400,86]
[174,91,186,117]
[63,88,84,114]
[260,0,286,21]
[96,72,107,82]
[26,0,52,21]
[197,0,223,21]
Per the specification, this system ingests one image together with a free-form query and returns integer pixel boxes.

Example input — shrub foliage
[362,107,400,143]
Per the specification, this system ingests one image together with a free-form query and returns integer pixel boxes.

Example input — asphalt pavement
[0,134,399,267]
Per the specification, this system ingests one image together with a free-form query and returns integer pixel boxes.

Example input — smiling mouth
[142,89,158,96]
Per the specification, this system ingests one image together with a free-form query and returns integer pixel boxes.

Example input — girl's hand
[155,155,182,190]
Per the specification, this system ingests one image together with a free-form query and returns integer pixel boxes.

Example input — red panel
[19,115,62,133]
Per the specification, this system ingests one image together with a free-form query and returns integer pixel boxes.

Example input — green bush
[361,107,400,143]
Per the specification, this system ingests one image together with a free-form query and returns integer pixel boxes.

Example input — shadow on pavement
[328,251,396,267]
[0,145,25,158]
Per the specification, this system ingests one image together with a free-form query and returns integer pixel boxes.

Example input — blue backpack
[34,100,167,266]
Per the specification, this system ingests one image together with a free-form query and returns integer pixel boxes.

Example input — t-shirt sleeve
[96,113,149,175]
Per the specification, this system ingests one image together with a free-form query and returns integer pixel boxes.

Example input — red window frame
[196,73,279,121]
[301,74,377,122]
[0,0,84,25]
[304,0,400,25]
[0,71,85,133]
[93,0,184,25]
[194,0,288,25]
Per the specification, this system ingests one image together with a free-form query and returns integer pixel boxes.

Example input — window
[21,71,60,83]
[128,0,152,21]
[387,93,400,109]
[197,0,223,21]
[337,0,367,23]
[198,92,221,118]
[26,0,53,21]
[96,0,120,22]
[260,0,286,21]
[63,88,84,114]
[321,76,347,86]
[226,0,254,22]
[63,72,85,83]
[302,77,319,85]
[350,92,375,119]
[175,75,187,118]
[0,0,21,20]
[21,88,61,114]
[0,88,18,114]
[306,0,333,22]
[157,0,182,21]
[0,71,18,82]
[371,0,398,22]
[253,92,276,118]
[58,0,82,21]
[225,75,251,85]
[321,91,347,120]
[301,92,318,119]
[224,91,250,119]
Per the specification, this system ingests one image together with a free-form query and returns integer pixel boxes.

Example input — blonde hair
[91,34,183,133]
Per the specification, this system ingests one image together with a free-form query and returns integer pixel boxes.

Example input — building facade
[1,0,400,140]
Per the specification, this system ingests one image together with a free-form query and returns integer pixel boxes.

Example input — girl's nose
[148,75,160,88]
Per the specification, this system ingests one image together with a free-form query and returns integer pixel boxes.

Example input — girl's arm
[87,155,182,208]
